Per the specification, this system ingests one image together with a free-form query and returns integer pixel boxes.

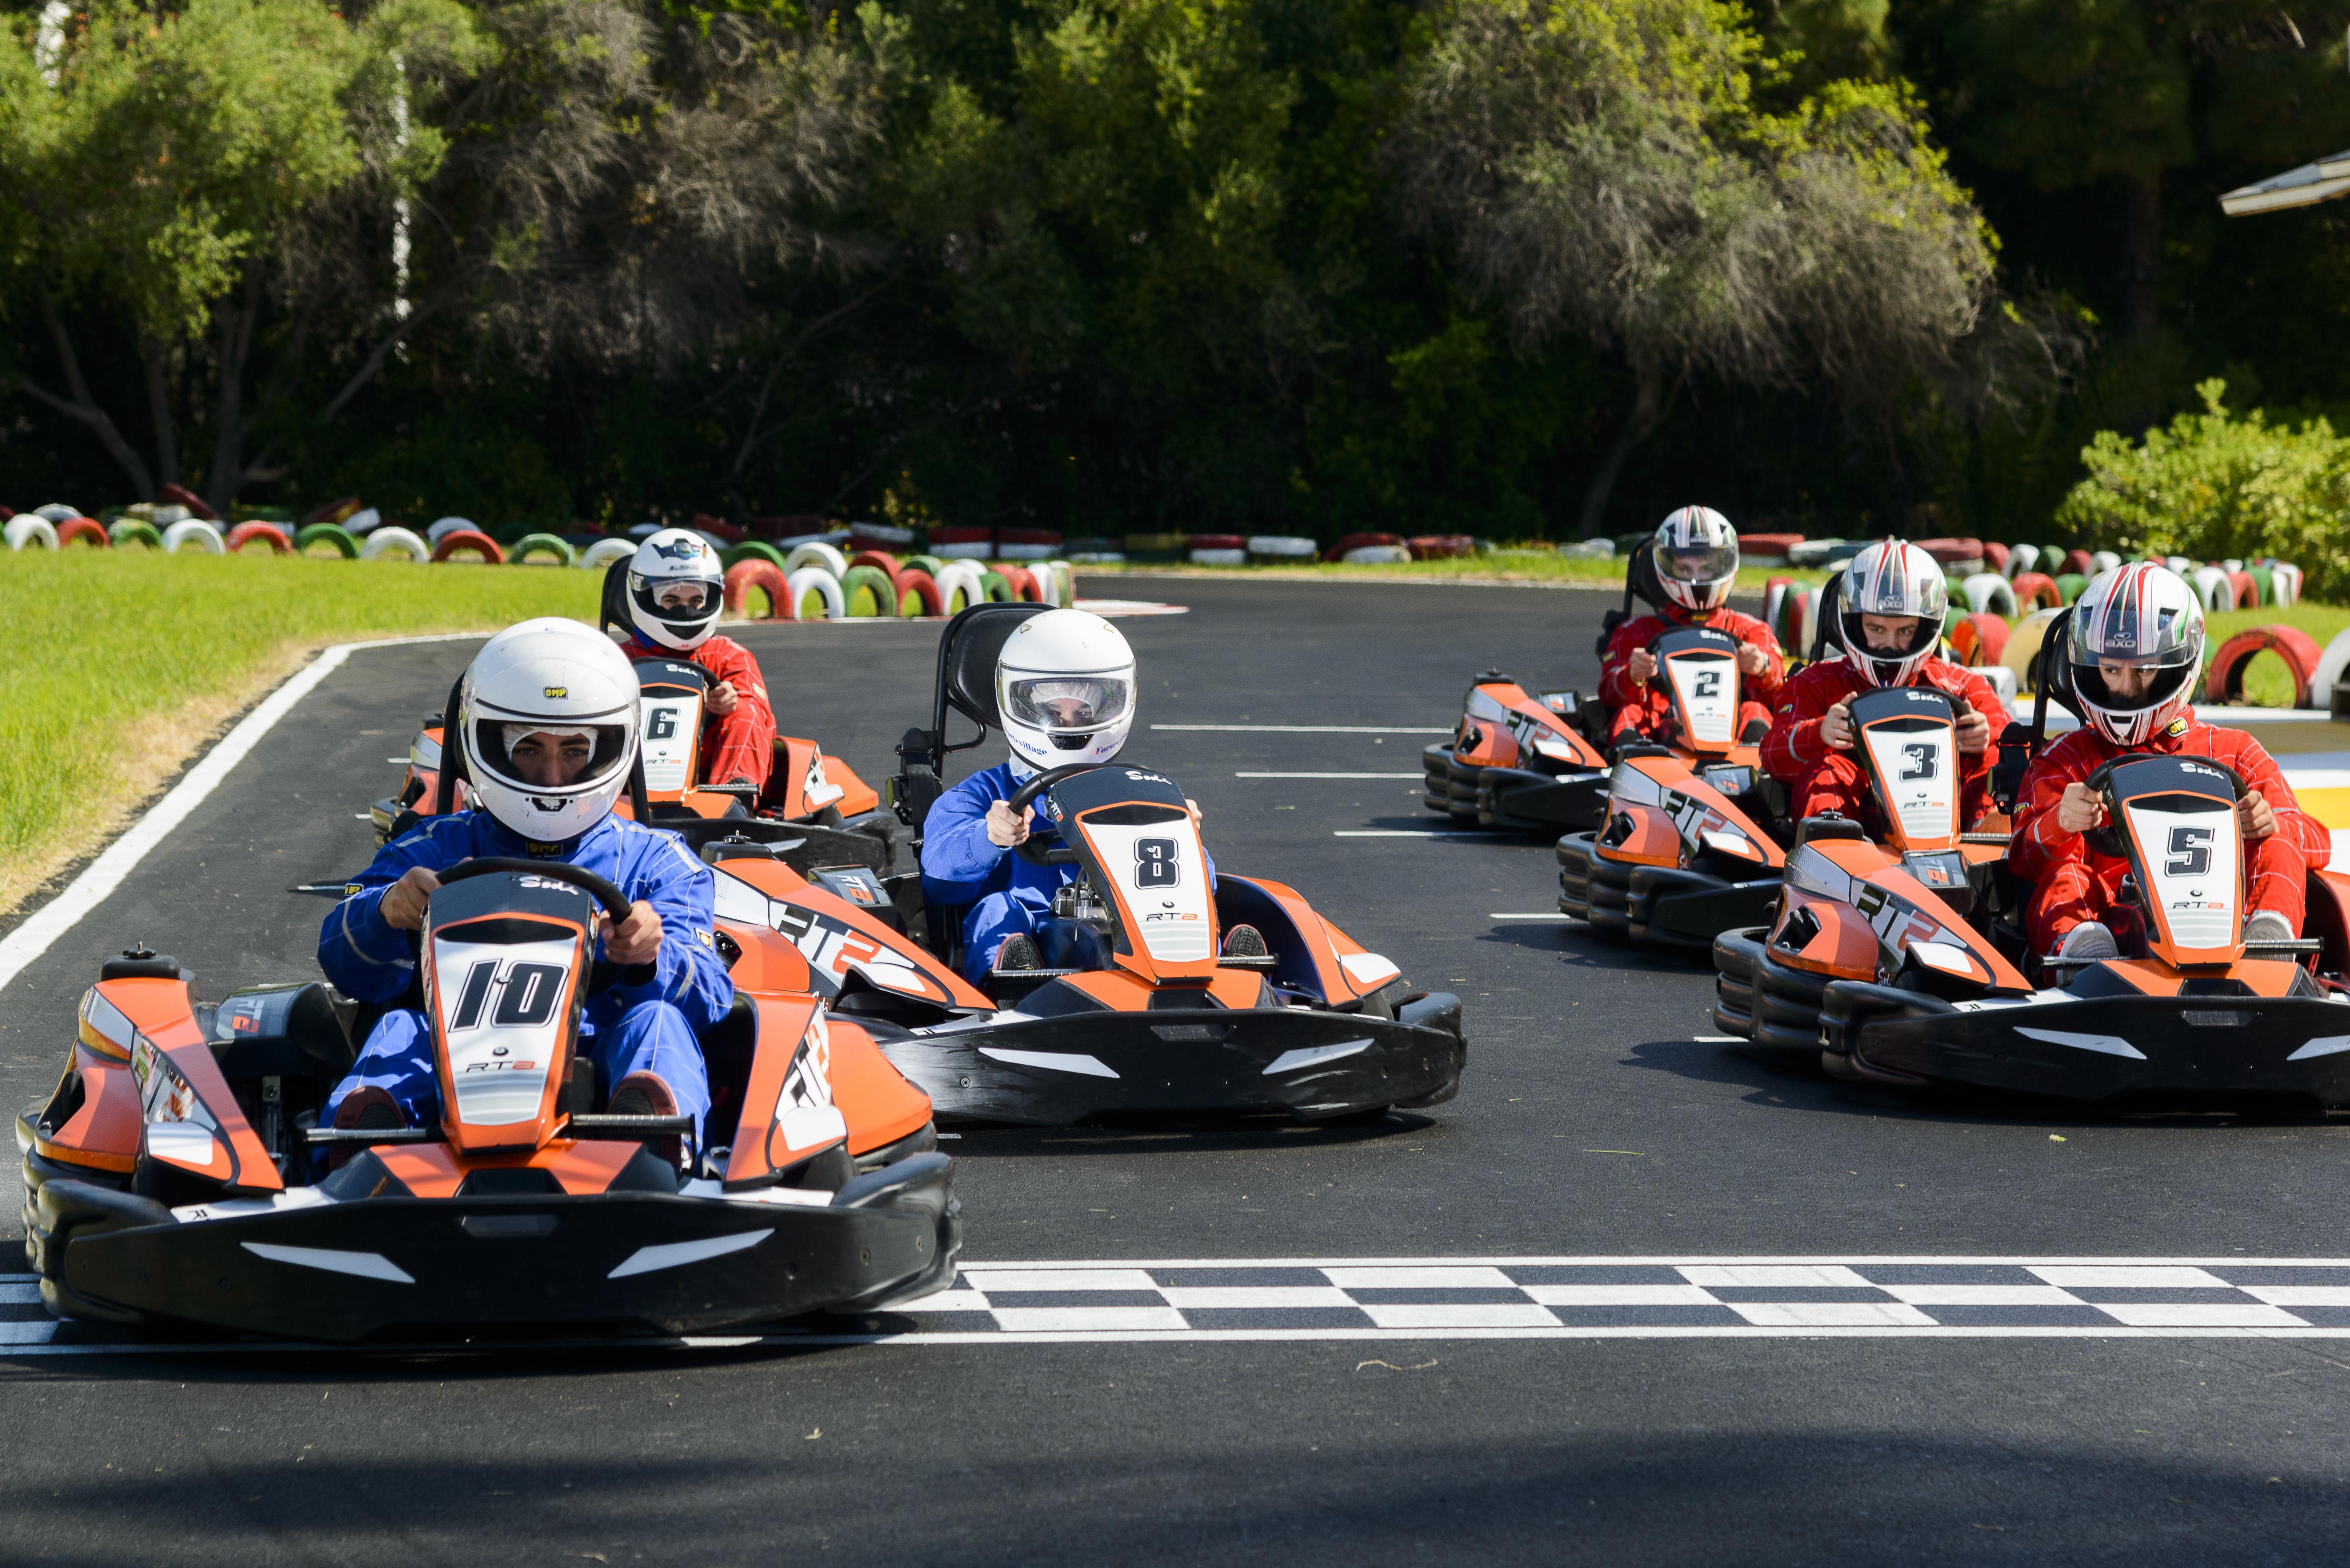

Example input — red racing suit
[625,633,776,790]
[1759,655,2010,830]
[1599,607,1783,746]
[2010,721,2328,954]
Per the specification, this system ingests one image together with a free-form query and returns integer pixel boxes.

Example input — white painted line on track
[1235,772,1422,779]
[1692,1035,1742,1042]
[1492,912,1573,920]
[1333,830,1486,838]
[0,632,484,995]
[1152,724,1452,734]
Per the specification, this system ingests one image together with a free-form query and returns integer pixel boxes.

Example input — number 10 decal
[447,958,567,1030]
[1133,838,1179,889]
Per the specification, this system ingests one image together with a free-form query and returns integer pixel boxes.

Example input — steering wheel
[2079,757,2249,862]
[1005,764,1104,866]
[434,858,652,988]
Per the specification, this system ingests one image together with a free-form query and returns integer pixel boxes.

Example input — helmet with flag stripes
[2064,562,2204,745]
[1652,506,1738,612]
[1835,539,1948,687]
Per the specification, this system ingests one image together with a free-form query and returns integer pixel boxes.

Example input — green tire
[508,531,577,567]
[294,523,361,558]
[840,563,898,617]
[980,570,1014,603]
[902,554,948,578]
[723,540,789,572]
[109,520,165,550]
[2053,572,2089,605]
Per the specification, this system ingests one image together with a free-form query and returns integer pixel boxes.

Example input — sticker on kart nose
[1859,723,1958,845]
[770,904,950,1003]
[1082,817,1214,963]
[639,695,701,793]
[1666,654,1737,744]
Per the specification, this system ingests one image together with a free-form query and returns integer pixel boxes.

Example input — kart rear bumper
[28,1151,960,1342]
[1557,834,1778,951]
[1420,746,1607,832]
[1823,983,2350,1106]
[882,995,1466,1125]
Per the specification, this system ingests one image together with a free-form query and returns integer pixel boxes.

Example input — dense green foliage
[4,0,2348,543]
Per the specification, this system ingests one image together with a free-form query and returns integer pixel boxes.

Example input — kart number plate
[1666,654,1737,745]
[639,695,702,793]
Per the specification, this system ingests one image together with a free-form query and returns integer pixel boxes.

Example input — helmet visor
[472,720,633,792]
[1659,543,1737,586]
[631,573,722,623]
[1004,674,1133,733]
[2067,601,2199,672]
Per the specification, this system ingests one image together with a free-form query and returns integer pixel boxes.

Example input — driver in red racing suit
[1599,508,1781,745]
[2010,563,2328,960]
[617,528,777,791]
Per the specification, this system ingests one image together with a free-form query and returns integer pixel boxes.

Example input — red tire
[224,521,291,554]
[1326,531,1404,561]
[2226,570,2259,610]
[2204,624,2324,706]
[848,549,900,578]
[1737,532,1804,556]
[1916,537,1985,571]
[2009,572,2063,611]
[1407,534,1474,560]
[893,567,944,617]
[2062,549,2095,578]
[1949,611,2010,668]
[1981,541,2010,573]
[56,517,109,549]
[995,564,1042,602]
[1189,534,1246,552]
[430,528,505,564]
[724,559,787,618]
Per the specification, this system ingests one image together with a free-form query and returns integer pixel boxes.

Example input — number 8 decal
[1133,838,1179,889]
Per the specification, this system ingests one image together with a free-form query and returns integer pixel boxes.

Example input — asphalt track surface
[5,576,2350,1564]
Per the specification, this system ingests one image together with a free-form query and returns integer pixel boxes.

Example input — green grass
[1085,550,1829,591]
[0,551,597,915]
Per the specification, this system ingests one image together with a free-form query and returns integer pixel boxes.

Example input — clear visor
[1003,674,1133,732]
[631,572,722,621]
[2067,605,2198,670]
[1659,544,1737,586]
[473,720,632,791]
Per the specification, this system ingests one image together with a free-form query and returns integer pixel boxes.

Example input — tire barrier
[722,540,789,573]
[934,560,987,614]
[2204,624,2324,706]
[722,559,787,619]
[838,563,898,617]
[2052,572,2088,605]
[996,563,1044,602]
[1960,572,2019,616]
[1736,533,1804,564]
[1949,611,2009,668]
[425,516,478,544]
[1980,541,2010,574]
[2001,543,2037,579]
[2007,572,2061,612]
[224,521,290,554]
[55,517,109,549]
[2269,561,2303,606]
[507,532,577,567]
[1247,535,1317,563]
[785,564,846,621]
[895,566,945,618]
[2091,550,2122,575]
[846,549,900,580]
[6,515,59,550]
[2311,629,2350,708]
[2189,565,2234,613]
[1326,531,1405,561]
[783,541,849,580]
[979,568,1015,602]
[1407,534,1476,560]
[1037,559,1072,606]
[162,518,226,554]
[430,528,505,565]
[902,553,947,579]
[1761,576,1795,641]
[579,536,636,571]
[2000,607,2063,691]
[1343,544,1415,565]
[2225,570,2258,610]
[359,525,430,563]
[109,519,165,550]
[294,521,360,558]
[2058,548,2091,577]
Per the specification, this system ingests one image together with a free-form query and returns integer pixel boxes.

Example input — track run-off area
[4,576,2349,1564]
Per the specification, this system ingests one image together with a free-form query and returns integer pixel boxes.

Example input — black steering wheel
[433,858,651,988]
[2079,757,2249,862]
[1005,764,1103,866]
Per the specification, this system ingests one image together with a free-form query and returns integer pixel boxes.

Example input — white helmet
[624,528,726,652]
[459,619,641,843]
[997,609,1136,773]
[2065,563,2205,747]
[1653,506,1739,612]
[1836,539,1949,688]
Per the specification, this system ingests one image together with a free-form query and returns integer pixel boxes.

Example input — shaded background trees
[5,0,2348,542]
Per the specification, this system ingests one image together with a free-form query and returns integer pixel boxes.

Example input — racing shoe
[327,1086,409,1171]
[2057,921,2120,963]
[2246,910,2296,947]
[996,934,1043,972]
[1222,924,1268,958]
[607,1071,686,1170]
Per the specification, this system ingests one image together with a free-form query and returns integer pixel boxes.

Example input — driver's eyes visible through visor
[1662,547,1735,581]
[1006,676,1132,730]
[645,582,718,614]
[474,721,631,785]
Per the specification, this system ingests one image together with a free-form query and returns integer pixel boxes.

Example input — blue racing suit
[921,761,1212,984]
[319,810,734,1155]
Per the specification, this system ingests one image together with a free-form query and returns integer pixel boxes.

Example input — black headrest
[599,557,632,638]
[1809,569,1846,662]
[942,602,1052,729]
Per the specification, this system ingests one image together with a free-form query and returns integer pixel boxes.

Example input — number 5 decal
[1133,838,1179,889]
[2165,824,2212,878]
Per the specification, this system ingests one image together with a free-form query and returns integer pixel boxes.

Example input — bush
[2056,379,2350,601]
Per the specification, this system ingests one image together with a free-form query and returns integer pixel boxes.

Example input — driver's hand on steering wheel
[706,679,739,717]
[1819,701,1854,751]
[1735,643,1770,677]
[1955,708,1991,754]
[1627,649,1657,684]
[378,865,443,932]
[2055,781,2106,835]
[986,799,1031,848]
[600,900,663,967]
[2239,792,2277,842]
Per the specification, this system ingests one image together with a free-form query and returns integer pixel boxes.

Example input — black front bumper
[1419,746,1608,833]
[879,995,1467,1126]
[1824,984,2350,1106]
[1558,834,1779,951]
[29,1151,959,1341]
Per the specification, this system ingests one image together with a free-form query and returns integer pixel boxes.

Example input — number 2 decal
[1133,838,1179,889]
[1692,670,1722,698]
[2165,824,2212,878]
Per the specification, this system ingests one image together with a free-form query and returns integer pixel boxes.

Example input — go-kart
[1713,617,2350,1105]
[371,657,894,875]
[18,859,959,1341]
[1421,671,1612,833]
[822,601,1466,1126]
[1555,624,1790,950]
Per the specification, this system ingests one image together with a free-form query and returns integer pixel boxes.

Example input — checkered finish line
[15,1259,2350,1354]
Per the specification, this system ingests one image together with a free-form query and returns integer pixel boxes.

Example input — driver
[1599,507,1783,747]
[617,528,777,792]
[1760,540,2009,827]
[2011,563,2327,962]
[919,609,1240,983]
[318,618,733,1168]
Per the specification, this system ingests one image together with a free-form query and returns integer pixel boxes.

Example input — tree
[1390,0,2008,536]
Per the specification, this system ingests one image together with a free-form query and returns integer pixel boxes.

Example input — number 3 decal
[1133,838,1179,888]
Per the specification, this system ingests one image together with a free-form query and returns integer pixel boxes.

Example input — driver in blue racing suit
[319,619,733,1169]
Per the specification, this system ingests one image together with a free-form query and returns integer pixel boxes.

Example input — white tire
[6,515,59,550]
[359,525,430,563]
[2310,629,2350,707]
[933,560,987,614]
[1762,580,1789,636]
[2189,565,2233,613]
[1034,560,1067,606]
[784,565,845,620]
[2002,543,2038,579]
[2165,555,2193,575]
[1190,548,1246,565]
[344,507,383,534]
[1246,535,1317,561]
[1342,545,1413,565]
[578,537,636,570]
[162,518,225,554]
[426,516,478,543]
[1960,572,2018,617]
[783,542,849,580]
[2090,550,2121,574]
